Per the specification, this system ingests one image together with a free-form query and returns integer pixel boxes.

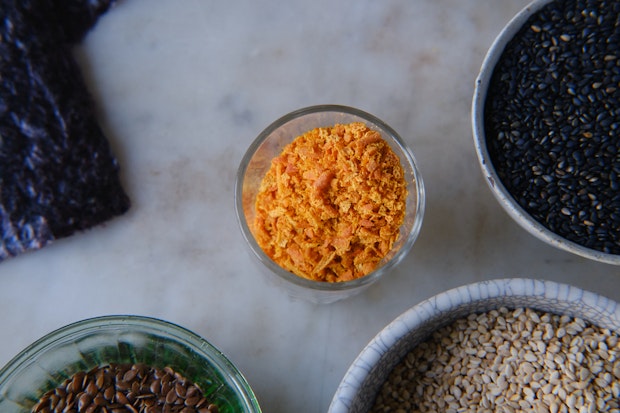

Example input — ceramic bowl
[235,105,425,304]
[329,278,620,413]
[0,315,261,413]
[472,0,620,264]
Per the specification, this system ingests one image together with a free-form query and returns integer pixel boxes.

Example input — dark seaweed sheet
[0,0,130,261]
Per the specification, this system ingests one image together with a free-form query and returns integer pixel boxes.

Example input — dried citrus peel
[253,122,407,282]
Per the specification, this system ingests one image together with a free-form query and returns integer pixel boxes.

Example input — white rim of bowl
[328,278,620,413]
[235,104,426,292]
[471,0,620,265]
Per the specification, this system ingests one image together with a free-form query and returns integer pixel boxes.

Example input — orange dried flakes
[253,122,407,282]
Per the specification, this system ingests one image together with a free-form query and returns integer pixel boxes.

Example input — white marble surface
[1,1,619,412]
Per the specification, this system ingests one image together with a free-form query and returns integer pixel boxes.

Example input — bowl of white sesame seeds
[328,278,620,413]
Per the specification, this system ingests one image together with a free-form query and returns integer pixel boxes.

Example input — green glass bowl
[0,315,261,413]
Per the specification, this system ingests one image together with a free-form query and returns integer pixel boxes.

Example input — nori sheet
[0,0,130,261]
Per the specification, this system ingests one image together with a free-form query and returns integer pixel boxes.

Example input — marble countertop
[1,1,619,412]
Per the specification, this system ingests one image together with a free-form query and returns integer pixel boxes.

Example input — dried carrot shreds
[253,122,407,282]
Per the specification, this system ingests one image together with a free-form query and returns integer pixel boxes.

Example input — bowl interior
[235,105,425,302]
[0,316,261,413]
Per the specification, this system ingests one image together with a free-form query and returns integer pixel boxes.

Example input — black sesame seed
[484,0,620,255]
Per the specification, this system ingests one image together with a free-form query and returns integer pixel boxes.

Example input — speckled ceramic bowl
[328,278,620,413]
[0,315,261,413]
[235,105,425,304]
[472,0,620,264]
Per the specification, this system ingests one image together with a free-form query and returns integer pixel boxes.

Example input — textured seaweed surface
[0,0,130,261]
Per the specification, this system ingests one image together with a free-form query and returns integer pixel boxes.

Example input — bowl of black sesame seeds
[328,278,620,413]
[472,0,620,263]
[0,315,262,413]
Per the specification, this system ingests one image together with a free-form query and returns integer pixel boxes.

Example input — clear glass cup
[0,315,262,413]
[235,105,425,304]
